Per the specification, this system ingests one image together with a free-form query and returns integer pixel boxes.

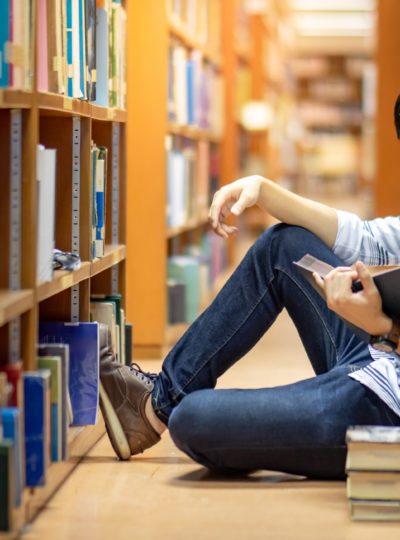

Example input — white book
[36,145,57,283]
[71,0,82,98]
[172,45,188,125]
[90,302,117,358]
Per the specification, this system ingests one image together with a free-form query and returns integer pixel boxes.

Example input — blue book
[23,371,50,487]
[66,0,73,97]
[186,59,194,125]
[78,0,86,99]
[1,408,23,508]
[167,256,200,323]
[95,3,109,107]
[0,0,9,87]
[39,322,100,426]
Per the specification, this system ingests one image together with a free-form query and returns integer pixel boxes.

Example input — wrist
[370,317,400,353]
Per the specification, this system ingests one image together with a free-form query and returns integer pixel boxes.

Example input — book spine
[0,0,10,88]
[66,0,73,97]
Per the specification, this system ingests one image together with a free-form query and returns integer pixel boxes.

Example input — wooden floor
[22,193,400,539]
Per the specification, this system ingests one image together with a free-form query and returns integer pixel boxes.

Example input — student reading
[99,104,400,479]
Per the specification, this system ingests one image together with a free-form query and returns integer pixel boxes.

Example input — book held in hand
[294,254,400,341]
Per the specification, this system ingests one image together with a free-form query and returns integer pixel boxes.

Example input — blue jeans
[151,225,398,479]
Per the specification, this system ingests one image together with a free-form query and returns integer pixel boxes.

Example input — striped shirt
[332,209,400,417]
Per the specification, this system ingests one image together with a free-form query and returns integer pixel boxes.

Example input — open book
[293,254,400,342]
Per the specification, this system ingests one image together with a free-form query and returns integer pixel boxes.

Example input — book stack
[346,425,400,521]
[0,1,34,90]
[91,143,108,259]
[36,0,126,107]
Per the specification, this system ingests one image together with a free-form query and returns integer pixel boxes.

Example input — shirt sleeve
[332,209,400,266]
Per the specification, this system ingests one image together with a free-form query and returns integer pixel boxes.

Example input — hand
[208,176,265,238]
[313,262,392,336]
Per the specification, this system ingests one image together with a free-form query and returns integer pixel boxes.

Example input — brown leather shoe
[98,324,161,460]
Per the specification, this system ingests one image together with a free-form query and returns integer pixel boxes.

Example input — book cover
[294,254,400,342]
[91,294,123,363]
[38,356,62,462]
[71,0,81,98]
[37,0,49,92]
[37,343,71,461]
[23,371,49,487]
[95,1,109,107]
[94,146,107,257]
[167,256,200,323]
[11,0,25,90]
[66,0,73,97]
[0,439,13,532]
[167,279,186,324]
[125,322,133,366]
[349,499,400,521]
[78,0,86,99]
[0,0,10,88]
[1,408,23,508]
[39,322,100,426]
[0,361,22,407]
[36,145,57,284]
[47,0,62,93]
[8,0,13,87]
[85,0,96,101]
[90,301,117,359]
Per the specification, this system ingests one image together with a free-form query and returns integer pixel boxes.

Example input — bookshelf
[127,0,235,358]
[0,0,127,534]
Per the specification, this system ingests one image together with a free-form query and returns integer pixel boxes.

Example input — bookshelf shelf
[38,92,91,117]
[24,417,105,525]
[0,89,33,109]
[90,245,126,277]
[167,123,221,143]
[36,264,91,303]
[91,105,127,123]
[166,216,209,239]
[0,290,34,326]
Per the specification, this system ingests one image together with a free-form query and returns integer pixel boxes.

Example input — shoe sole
[99,381,131,460]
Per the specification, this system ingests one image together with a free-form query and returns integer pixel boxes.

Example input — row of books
[36,138,110,284]
[167,41,224,135]
[167,0,222,54]
[37,0,126,108]
[346,425,400,521]
[166,137,219,229]
[167,232,228,325]
[0,294,131,531]
[0,1,33,90]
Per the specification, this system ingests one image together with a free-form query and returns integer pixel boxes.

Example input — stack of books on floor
[346,425,400,521]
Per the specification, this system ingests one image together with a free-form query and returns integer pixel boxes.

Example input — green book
[0,439,14,531]
[167,256,200,324]
[38,356,62,462]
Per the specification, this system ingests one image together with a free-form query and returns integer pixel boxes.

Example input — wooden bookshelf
[0,0,127,535]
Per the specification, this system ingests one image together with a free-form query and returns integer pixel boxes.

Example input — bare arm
[208,175,338,248]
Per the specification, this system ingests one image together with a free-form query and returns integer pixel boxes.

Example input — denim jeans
[151,225,399,479]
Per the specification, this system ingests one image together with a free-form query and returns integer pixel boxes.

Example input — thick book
[167,256,200,324]
[0,439,13,532]
[346,425,400,472]
[36,145,57,284]
[23,371,50,487]
[347,470,400,501]
[349,499,400,521]
[38,356,62,462]
[90,301,118,359]
[0,361,23,407]
[39,322,100,426]
[95,0,109,107]
[294,254,400,342]
[91,294,124,364]
[37,343,72,460]
[37,0,48,92]
[1,408,23,508]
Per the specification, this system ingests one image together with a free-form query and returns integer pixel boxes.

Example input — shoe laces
[129,362,157,387]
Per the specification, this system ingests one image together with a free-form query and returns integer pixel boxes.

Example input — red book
[0,361,23,407]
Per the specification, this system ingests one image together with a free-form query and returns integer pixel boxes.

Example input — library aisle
[21,306,400,540]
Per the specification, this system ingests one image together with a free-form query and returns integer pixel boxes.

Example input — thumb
[356,261,376,292]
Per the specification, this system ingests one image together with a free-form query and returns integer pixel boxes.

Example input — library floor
[22,193,400,540]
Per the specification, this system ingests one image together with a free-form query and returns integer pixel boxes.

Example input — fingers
[355,261,376,293]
